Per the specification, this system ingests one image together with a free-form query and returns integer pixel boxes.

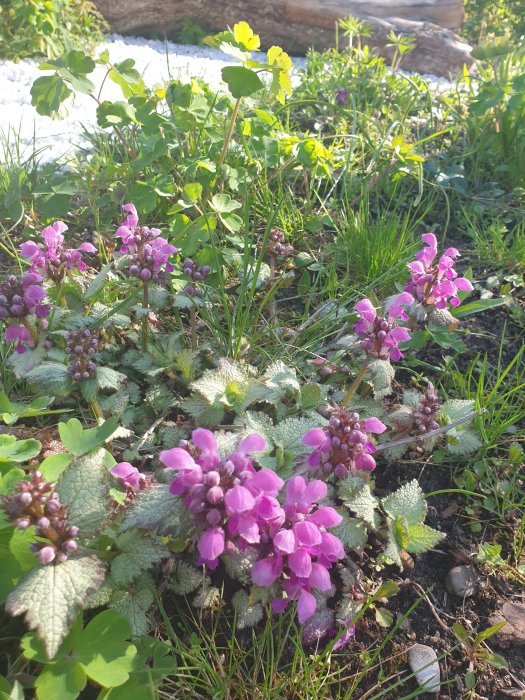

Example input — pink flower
[405,233,473,309]
[252,475,344,624]
[20,221,96,284]
[160,430,278,569]
[110,462,144,490]
[303,407,387,478]
[354,292,413,362]
[4,324,32,354]
[0,272,49,351]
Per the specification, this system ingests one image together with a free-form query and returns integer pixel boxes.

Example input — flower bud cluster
[1,471,80,565]
[66,328,99,382]
[182,258,211,298]
[354,293,413,362]
[115,203,178,285]
[303,406,387,477]
[20,221,96,285]
[0,272,49,353]
[412,383,442,434]
[267,228,294,258]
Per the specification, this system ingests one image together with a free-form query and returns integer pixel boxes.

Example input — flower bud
[38,546,56,565]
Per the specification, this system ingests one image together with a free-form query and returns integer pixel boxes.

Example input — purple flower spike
[252,474,344,624]
[302,406,386,478]
[405,233,474,309]
[115,202,178,285]
[0,272,49,352]
[20,221,96,285]
[354,292,413,362]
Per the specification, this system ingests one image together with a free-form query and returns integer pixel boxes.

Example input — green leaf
[210,193,242,213]
[96,101,140,128]
[75,610,137,687]
[332,517,368,548]
[0,436,41,464]
[442,399,476,422]
[109,576,154,637]
[169,560,202,595]
[30,75,72,119]
[126,182,157,213]
[35,660,86,700]
[232,590,263,629]
[56,450,111,537]
[452,623,469,643]
[96,366,127,392]
[383,480,427,525]
[26,362,72,397]
[338,476,378,527]
[84,262,113,299]
[367,359,395,400]
[5,556,105,659]
[119,484,185,535]
[375,607,394,628]
[474,621,508,644]
[301,383,321,409]
[39,453,72,481]
[221,66,264,98]
[58,417,118,457]
[406,523,445,554]
[111,532,166,586]
[392,516,410,549]
[451,297,505,318]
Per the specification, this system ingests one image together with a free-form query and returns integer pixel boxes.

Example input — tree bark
[93,0,472,77]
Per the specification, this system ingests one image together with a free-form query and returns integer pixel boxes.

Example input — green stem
[21,318,39,346]
[141,283,149,352]
[190,304,197,352]
[218,97,242,168]
[90,400,104,422]
[341,365,369,407]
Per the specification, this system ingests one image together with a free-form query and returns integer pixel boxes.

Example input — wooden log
[93,0,472,77]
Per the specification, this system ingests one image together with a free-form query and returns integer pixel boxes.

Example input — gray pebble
[408,643,441,694]
[444,565,479,598]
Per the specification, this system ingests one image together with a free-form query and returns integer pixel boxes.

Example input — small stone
[444,565,479,598]
[488,602,525,648]
[408,644,440,694]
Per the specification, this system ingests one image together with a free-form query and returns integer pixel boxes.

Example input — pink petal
[354,299,377,323]
[192,428,217,452]
[297,589,317,623]
[302,428,328,448]
[363,417,387,434]
[237,514,260,543]
[285,476,306,503]
[224,485,255,514]
[421,233,437,248]
[249,469,283,493]
[355,453,376,472]
[386,326,411,344]
[159,447,197,470]
[288,549,312,578]
[197,527,225,562]
[320,532,345,560]
[254,495,284,522]
[387,292,414,321]
[293,520,322,547]
[272,597,289,613]
[252,556,282,586]
[20,241,39,257]
[309,563,331,591]
[78,242,96,253]
[237,433,266,453]
[454,277,473,291]
[308,507,342,528]
[274,529,296,554]
[4,324,29,342]
[304,479,327,503]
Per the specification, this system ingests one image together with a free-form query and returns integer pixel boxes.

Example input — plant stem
[190,305,197,351]
[375,410,483,454]
[218,97,242,168]
[21,318,40,346]
[268,253,277,321]
[341,365,369,407]
[141,283,149,352]
[90,400,104,422]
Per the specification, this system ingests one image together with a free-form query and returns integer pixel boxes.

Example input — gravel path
[0,33,452,165]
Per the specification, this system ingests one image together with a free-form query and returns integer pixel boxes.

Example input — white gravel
[0,33,452,165]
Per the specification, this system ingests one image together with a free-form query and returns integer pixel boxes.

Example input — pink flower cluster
[0,272,48,353]
[116,203,178,284]
[159,429,284,570]
[303,407,386,477]
[353,292,413,362]
[158,430,345,623]
[252,476,344,623]
[405,233,473,309]
[20,221,96,285]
